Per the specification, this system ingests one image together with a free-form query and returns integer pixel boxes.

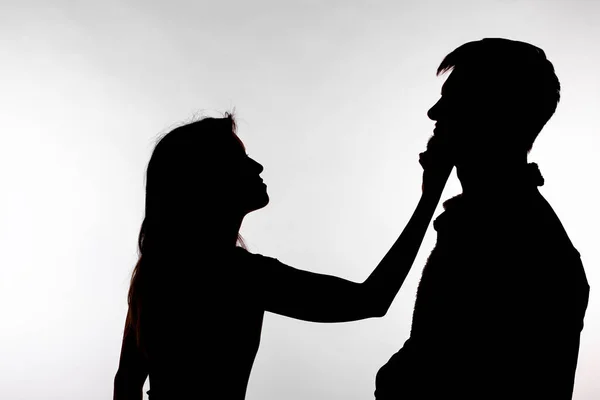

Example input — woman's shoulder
[225,247,293,293]
[232,246,281,266]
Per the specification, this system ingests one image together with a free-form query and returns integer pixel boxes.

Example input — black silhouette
[375,38,590,400]
[113,113,453,399]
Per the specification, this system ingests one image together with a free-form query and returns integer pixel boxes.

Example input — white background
[1,1,598,399]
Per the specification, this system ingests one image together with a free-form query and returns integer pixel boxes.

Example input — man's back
[376,168,589,399]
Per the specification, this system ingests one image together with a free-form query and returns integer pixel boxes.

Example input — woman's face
[229,139,269,215]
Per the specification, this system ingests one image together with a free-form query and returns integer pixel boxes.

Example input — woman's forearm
[362,189,444,316]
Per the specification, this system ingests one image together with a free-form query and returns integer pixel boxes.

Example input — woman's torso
[146,248,266,399]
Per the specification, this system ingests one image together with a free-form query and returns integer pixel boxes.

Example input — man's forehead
[440,69,479,95]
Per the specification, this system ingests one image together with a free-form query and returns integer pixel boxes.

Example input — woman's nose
[249,158,263,174]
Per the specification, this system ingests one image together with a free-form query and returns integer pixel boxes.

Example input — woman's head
[145,113,269,235]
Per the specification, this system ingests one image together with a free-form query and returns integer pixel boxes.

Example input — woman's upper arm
[244,252,374,322]
[114,326,149,388]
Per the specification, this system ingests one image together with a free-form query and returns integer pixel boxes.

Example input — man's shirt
[376,164,590,399]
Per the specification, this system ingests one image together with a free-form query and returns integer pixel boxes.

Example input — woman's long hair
[124,113,247,359]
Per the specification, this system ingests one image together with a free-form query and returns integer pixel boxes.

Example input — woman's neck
[164,213,244,250]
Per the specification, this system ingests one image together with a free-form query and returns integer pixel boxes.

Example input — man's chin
[427,133,457,156]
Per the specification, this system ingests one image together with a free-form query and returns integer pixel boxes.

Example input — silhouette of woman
[113,113,453,400]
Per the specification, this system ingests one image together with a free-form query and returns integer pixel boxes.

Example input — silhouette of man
[375,38,590,400]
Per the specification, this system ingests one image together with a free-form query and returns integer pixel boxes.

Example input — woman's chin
[258,194,270,209]
[246,194,269,214]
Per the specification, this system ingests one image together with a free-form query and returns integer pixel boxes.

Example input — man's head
[427,38,560,165]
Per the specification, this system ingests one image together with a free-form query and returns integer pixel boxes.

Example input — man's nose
[427,100,440,121]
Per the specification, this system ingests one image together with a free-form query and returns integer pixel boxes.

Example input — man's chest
[412,214,535,325]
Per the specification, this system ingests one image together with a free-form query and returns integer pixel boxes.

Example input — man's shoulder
[434,190,581,257]
[529,192,581,254]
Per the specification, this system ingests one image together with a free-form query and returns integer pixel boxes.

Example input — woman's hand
[420,133,454,195]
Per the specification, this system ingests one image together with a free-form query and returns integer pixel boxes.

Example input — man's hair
[437,38,561,152]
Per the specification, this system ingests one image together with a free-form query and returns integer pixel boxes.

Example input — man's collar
[433,162,544,232]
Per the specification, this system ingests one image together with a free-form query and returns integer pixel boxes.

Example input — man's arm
[542,254,590,399]
[452,245,589,399]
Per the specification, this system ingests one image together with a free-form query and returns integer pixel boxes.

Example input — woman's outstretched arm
[254,136,453,322]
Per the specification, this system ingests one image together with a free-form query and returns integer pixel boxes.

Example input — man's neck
[456,157,530,197]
